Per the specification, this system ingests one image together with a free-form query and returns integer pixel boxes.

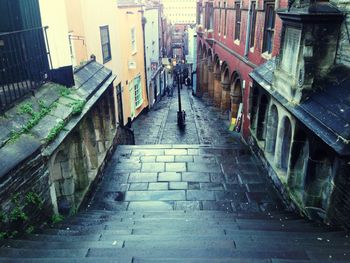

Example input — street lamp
[174,62,186,129]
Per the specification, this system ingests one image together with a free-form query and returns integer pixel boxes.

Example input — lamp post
[174,62,186,129]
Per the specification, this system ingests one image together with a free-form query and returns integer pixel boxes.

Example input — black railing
[0,26,51,112]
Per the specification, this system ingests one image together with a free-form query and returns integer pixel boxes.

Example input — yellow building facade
[65,0,148,125]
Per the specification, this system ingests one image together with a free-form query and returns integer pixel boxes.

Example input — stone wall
[331,0,350,67]
[248,85,350,230]
[0,84,133,238]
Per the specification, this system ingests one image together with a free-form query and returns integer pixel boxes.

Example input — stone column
[196,56,203,97]
[213,73,222,107]
[220,82,231,112]
[202,58,208,94]
[230,91,241,120]
[207,64,214,99]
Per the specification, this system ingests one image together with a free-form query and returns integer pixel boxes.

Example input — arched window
[305,151,334,210]
[280,117,292,171]
[288,128,309,197]
[256,94,269,140]
[265,105,278,154]
[250,86,259,128]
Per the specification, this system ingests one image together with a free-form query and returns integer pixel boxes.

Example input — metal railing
[0,26,52,112]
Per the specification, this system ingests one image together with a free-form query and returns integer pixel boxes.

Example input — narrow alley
[1,88,350,262]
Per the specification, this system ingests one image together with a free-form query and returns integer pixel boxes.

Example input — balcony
[0,27,51,112]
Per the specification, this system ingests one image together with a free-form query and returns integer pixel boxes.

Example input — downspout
[141,7,150,110]
[244,1,252,58]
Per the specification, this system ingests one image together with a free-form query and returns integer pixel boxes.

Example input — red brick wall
[197,0,288,138]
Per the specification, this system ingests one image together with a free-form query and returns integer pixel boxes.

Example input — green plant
[25,225,34,234]
[25,192,43,210]
[8,231,18,238]
[51,214,64,224]
[60,87,71,97]
[18,102,34,115]
[9,206,28,222]
[71,100,86,115]
[0,232,7,240]
[46,120,66,142]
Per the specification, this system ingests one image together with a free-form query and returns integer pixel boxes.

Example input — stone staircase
[1,145,349,262]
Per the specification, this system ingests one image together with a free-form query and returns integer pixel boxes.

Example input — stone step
[0,259,130,263]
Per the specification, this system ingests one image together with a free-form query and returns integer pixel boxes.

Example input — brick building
[196,0,288,136]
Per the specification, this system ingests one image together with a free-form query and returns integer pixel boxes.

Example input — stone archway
[256,94,269,140]
[288,127,309,202]
[229,72,243,124]
[213,56,221,107]
[207,49,214,98]
[220,63,230,113]
[265,105,278,154]
[202,46,208,94]
[305,150,334,211]
[51,149,74,215]
[280,117,292,172]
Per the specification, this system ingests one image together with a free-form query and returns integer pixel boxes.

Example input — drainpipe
[140,7,150,110]
[244,1,252,58]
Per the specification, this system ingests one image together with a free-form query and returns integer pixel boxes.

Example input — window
[234,2,241,40]
[224,2,227,36]
[249,2,257,48]
[131,27,137,53]
[262,2,275,54]
[218,2,221,34]
[134,76,143,108]
[100,26,111,63]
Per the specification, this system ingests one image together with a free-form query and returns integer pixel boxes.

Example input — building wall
[331,0,350,67]
[65,0,149,125]
[196,0,287,137]
[162,0,197,24]
[64,0,88,66]
[39,0,72,69]
[117,5,149,121]
[145,7,162,106]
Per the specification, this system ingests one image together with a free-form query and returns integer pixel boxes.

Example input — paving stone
[215,191,248,202]
[238,173,265,184]
[182,172,210,182]
[224,184,245,192]
[133,149,165,156]
[156,155,175,162]
[158,172,182,182]
[210,173,225,183]
[148,183,169,190]
[174,201,202,210]
[128,173,157,183]
[202,201,234,212]
[187,162,221,173]
[188,182,200,190]
[128,201,174,211]
[175,155,194,162]
[187,190,216,201]
[129,183,149,191]
[194,156,217,163]
[166,162,187,172]
[188,149,199,155]
[125,190,186,201]
[165,149,188,155]
[200,183,224,190]
[141,163,165,172]
[140,156,156,163]
[169,182,188,190]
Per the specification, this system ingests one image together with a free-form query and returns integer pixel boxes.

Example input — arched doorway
[213,56,221,107]
[220,63,230,113]
[229,72,243,131]
[265,105,278,154]
[256,94,269,140]
[280,117,292,172]
[207,49,214,98]
[305,151,334,211]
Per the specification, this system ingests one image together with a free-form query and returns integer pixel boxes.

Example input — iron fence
[0,26,51,112]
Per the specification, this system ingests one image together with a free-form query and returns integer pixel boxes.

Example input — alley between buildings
[2,87,349,262]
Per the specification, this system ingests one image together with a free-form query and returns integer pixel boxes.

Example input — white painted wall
[39,0,71,69]
[144,7,161,106]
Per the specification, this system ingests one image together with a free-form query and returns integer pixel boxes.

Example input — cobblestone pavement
[133,87,241,145]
